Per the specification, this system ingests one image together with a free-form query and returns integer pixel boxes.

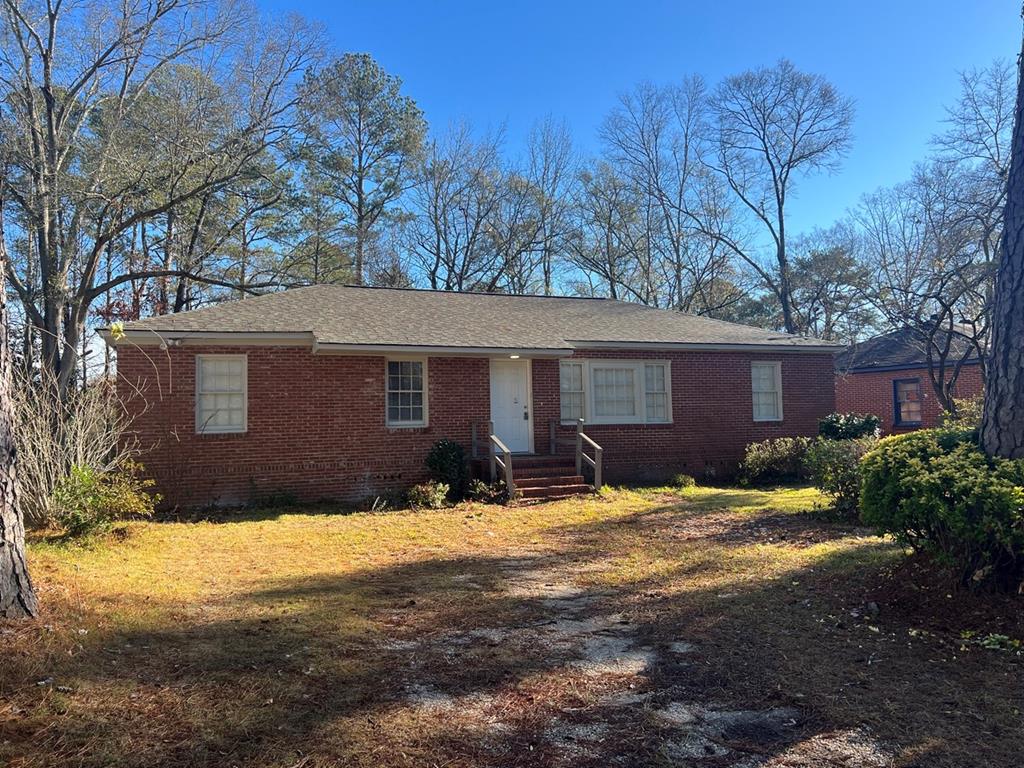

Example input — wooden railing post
[488,420,496,482]
[503,446,515,495]
[594,446,603,490]
[575,418,584,476]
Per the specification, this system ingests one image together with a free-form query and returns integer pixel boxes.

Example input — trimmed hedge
[860,429,1024,590]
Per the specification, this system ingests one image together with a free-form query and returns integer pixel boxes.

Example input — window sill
[387,423,429,430]
[196,429,248,436]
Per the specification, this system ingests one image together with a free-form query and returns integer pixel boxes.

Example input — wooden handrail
[574,418,603,490]
[489,431,515,495]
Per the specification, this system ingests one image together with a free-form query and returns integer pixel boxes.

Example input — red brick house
[835,327,984,433]
[104,285,839,508]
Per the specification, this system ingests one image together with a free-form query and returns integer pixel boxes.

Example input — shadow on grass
[5,497,1020,768]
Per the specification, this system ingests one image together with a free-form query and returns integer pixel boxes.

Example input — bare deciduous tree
[707,59,855,334]
[0,0,319,397]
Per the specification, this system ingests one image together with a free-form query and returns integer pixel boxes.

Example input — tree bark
[981,26,1024,458]
[0,249,38,618]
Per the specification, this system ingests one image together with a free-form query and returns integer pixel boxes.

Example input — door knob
[523,411,529,420]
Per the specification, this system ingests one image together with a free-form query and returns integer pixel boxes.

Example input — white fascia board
[312,342,574,358]
[567,339,845,354]
[98,329,315,348]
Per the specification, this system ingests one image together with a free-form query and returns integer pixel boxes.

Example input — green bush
[52,461,159,537]
[739,437,812,485]
[818,412,881,440]
[671,473,696,489]
[804,437,877,519]
[407,481,450,510]
[425,439,468,499]
[940,394,983,431]
[860,429,1024,590]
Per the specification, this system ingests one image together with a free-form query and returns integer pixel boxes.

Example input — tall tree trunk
[981,26,1024,458]
[0,250,38,618]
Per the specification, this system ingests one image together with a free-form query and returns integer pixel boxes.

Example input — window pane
[387,360,425,424]
[560,363,583,392]
[593,367,636,417]
[561,392,583,422]
[646,392,668,422]
[645,364,666,393]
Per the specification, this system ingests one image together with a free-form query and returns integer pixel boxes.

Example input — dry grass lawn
[2,485,1022,767]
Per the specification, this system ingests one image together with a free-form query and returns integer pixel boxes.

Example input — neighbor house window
[387,359,427,426]
[196,355,247,434]
[560,360,671,425]
[560,361,585,422]
[893,379,922,426]
[751,361,783,422]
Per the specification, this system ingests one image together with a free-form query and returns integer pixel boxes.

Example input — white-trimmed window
[560,361,585,422]
[196,355,247,434]
[560,360,671,425]
[751,361,783,422]
[386,358,427,427]
[645,364,669,422]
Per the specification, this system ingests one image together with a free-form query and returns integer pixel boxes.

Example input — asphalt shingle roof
[117,285,837,351]
[835,326,982,372]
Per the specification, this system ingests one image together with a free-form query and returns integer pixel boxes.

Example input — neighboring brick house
[104,285,839,509]
[835,327,984,434]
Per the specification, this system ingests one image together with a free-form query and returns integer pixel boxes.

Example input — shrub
[425,439,468,499]
[52,460,160,536]
[466,478,509,504]
[940,394,983,431]
[818,412,881,440]
[13,368,139,528]
[804,437,877,519]
[739,437,812,485]
[407,481,450,510]
[860,429,1024,590]
[671,473,696,489]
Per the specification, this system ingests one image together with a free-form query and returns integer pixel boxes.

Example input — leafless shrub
[13,369,140,528]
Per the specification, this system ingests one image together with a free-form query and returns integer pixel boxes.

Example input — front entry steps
[511,455,595,501]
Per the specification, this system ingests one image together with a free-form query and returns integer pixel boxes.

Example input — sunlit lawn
[2,485,1021,767]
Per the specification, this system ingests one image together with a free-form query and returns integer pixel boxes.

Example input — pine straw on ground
[1,485,1021,767]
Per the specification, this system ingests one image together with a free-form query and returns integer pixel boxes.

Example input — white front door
[489,359,532,453]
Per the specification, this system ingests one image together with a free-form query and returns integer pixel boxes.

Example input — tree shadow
[5,496,1019,767]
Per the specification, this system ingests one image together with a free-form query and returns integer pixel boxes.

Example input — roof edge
[568,340,845,353]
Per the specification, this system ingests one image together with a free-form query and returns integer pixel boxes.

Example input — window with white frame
[196,355,247,434]
[386,359,427,426]
[751,361,783,422]
[644,363,669,422]
[560,360,671,425]
[560,361,585,422]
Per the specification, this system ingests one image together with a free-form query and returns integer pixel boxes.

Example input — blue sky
[262,0,1018,235]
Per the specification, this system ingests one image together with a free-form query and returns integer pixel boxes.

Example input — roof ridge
[319,284,613,301]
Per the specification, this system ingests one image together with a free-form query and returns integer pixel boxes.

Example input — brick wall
[834,363,984,433]
[118,345,836,508]
[118,346,489,508]
[534,349,836,484]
